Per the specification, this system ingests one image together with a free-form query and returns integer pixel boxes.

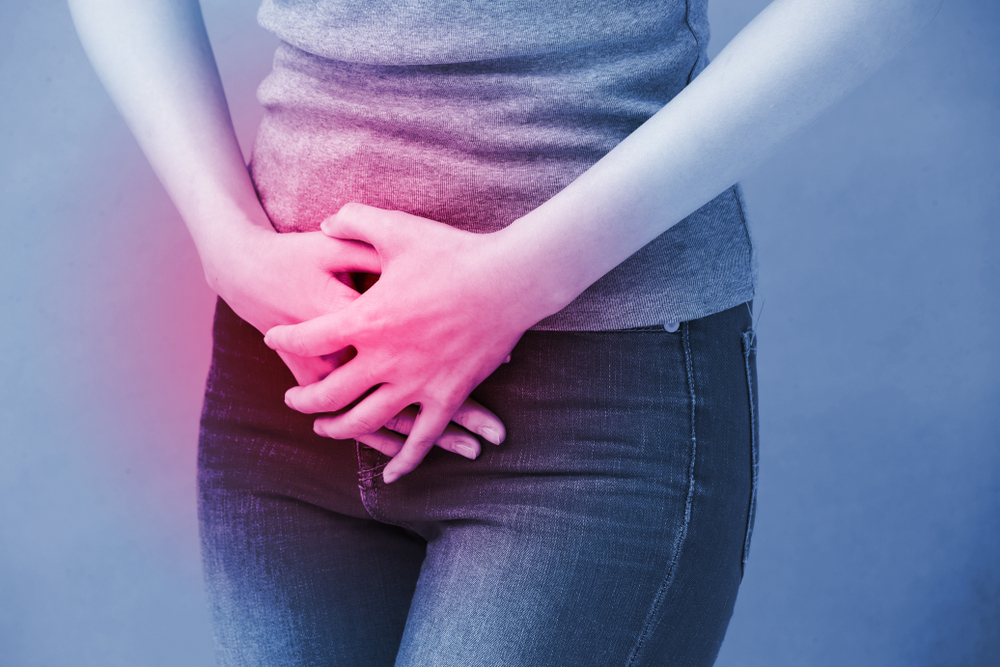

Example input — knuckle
[422,386,460,410]
[286,329,309,356]
[410,436,438,454]
[317,385,346,410]
[347,413,380,436]
[360,365,383,390]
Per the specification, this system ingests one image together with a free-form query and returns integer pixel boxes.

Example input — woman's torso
[250,0,756,330]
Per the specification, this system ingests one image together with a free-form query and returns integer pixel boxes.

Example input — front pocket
[740,327,760,576]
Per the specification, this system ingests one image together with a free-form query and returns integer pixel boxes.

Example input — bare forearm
[67,0,271,276]
[502,0,943,322]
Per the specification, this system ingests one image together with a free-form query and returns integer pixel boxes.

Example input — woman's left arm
[265,0,944,482]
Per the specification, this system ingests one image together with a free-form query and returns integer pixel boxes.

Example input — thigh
[367,303,758,667]
[198,299,427,667]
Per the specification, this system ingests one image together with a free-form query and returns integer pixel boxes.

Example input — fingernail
[454,441,478,460]
[479,427,501,445]
[284,392,294,409]
[313,421,325,436]
[382,469,398,484]
[263,334,276,350]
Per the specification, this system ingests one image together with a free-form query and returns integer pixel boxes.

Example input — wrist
[488,219,585,328]
[185,193,275,295]
[195,213,274,298]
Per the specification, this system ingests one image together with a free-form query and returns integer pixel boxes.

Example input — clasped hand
[265,203,536,483]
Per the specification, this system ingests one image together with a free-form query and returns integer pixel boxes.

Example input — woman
[68,0,942,665]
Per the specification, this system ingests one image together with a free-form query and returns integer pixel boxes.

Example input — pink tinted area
[52,15,280,540]
[0,4,278,664]
[3,1,1000,666]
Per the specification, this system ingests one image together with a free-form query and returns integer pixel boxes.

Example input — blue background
[1,1,997,665]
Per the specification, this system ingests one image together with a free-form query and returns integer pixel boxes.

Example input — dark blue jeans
[198,298,759,666]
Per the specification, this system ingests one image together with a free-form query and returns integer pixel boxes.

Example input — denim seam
[355,441,389,523]
[355,442,421,533]
[741,327,759,572]
[625,321,698,666]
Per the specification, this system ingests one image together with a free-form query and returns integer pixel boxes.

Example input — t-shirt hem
[528,284,757,331]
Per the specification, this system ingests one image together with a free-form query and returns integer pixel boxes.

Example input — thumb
[320,203,414,254]
[322,235,381,274]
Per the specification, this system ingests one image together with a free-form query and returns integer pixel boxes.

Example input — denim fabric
[198,298,758,666]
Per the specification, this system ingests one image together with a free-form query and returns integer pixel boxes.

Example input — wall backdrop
[1,1,997,665]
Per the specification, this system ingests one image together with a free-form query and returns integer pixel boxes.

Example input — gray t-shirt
[251,0,756,330]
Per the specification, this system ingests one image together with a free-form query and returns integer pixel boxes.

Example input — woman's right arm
[67,0,505,455]
[67,0,379,345]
